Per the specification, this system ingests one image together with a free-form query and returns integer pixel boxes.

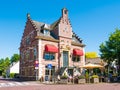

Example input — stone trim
[71,42,85,47]
[35,36,59,42]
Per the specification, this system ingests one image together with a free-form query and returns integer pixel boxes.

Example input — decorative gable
[58,8,72,38]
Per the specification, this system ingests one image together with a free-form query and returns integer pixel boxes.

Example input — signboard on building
[47,64,52,69]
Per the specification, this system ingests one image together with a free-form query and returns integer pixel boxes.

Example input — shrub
[85,72,89,79]
[10,73,15,78]
[78,75,85,79]
[92,75,99,78]
[14,73,20,78]
[61,75,68,79]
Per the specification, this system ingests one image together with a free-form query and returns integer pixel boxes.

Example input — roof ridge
[32,20,50,26]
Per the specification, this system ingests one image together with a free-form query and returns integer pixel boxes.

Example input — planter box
[92,78,99,83]
[58,79,68,84]
[78,79,86,84]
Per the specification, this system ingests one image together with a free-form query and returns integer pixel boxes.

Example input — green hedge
[10,73,16,78]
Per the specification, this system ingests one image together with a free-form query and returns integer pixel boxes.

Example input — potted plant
[91,75,99,83]
[78,75,86,84]
[85,72,89,83]
[61,75,68,79]
[59,74,68,84]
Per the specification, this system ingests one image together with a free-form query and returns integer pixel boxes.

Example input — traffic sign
[35,60,39,69]
[35,67,39,69]
[35,64,39,67]
[35,60,39,64]
[47,64,52,69]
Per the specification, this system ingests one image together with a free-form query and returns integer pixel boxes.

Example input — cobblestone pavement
[0,83,120,90]
[1,77,120,90]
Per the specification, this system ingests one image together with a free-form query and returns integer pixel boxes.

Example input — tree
[0,54,19,77]
[0,57,10,76]
[85,52,98,59]
[4,57,10,70]
[99,29,120,65]
[99,29,120,75]
[0,58,4,75]
[10,54,20,64]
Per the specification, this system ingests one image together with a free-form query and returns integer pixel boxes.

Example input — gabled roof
[51,17,84,45]
[27,13,51,31]
[26,15,58,42]
[26,13,85,46]
[72,31,82,43]
[32,21,44,30]
[51,18,61,29]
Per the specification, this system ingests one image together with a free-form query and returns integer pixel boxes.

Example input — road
[0,77,120,90]
[0,76,41,89]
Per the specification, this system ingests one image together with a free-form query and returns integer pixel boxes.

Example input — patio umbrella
[80,63,104,83]
[80,63,104,69]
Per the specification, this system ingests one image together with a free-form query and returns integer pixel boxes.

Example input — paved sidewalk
[0,82,120,90]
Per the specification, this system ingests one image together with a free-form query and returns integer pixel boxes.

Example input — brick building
[20,8,85,81]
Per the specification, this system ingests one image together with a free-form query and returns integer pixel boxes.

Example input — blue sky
[0,0,120,58]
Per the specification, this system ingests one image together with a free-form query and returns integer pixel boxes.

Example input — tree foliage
[4,57,10,70]
[99,29,120,64]
[10,54,20,64]
[0,57,10,75]
[0,53,19,76]
[85,52,98,59]
[0,58,4,73]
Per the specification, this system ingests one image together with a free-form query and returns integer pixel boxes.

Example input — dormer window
[44,30,50,36]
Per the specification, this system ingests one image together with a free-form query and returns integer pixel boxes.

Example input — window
[34,48,37,60]
[44,52,55,60]
[26,37,30,45]
[26,50,30,60]
[20,52,24,63]
[64,10,67,14]
[61,40,64,42]
[21,52,24,60]
[72,55,80,62]
[44,30,50,36]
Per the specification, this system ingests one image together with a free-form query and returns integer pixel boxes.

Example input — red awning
[45,45,58,53]
[73,49,83,56]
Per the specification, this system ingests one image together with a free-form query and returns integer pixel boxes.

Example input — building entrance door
[45,66,55,81]
[63,51,68,67]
